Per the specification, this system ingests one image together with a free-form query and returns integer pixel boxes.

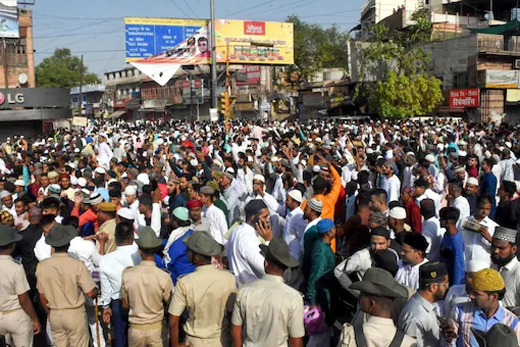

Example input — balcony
[478,35,520,55]
[141,86,182,100]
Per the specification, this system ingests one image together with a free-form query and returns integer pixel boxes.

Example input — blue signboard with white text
[125,17,208,61]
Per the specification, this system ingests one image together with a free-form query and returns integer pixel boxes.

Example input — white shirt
[128,199,140,231]
[99,244,140,306]
[381,174,401,204]
[97,141,113,169]
[499,256,520,308]
[453,195,470,225]
[282,206,307,260]
[237,167,254,196]
[34,234,51,261]
[395,258,429,292]
[0,158,10,175]
[421,216,445,262]
[227,222,267,285]
[416,189,441,217]
[137,203,162,237]
[444,284,469,318]
[460,216,498,262]
[204,203,228,246]
[402,166,416,190]
[68,237,102,273]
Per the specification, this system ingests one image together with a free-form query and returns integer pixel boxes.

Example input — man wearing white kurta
[227,200,273,285]
[200,186,228,245]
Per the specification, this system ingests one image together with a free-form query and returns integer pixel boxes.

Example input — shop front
[0,88,71,139]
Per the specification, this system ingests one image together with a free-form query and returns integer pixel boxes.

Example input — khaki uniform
[339,317,417,347]
[121,260,174,347]
[97,218,117,253]
[231,274,304,347]
[0,255,33,347]
[36,253,96,347]
[168,264,237,347]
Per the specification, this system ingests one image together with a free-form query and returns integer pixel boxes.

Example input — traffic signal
[220,92,231,116]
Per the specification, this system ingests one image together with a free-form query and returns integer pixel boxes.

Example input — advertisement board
[0,0,19,38]
[72,116,88,127]
[449,88,480,108]
[485,70,519,89]
[236,66,261,85]
[0,88,70,109]
[125,18,294,65]
[125,18,208,62]
[214,20,294,65]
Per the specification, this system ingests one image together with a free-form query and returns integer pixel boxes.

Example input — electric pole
[78,54,84,116]
[210,0,218,109]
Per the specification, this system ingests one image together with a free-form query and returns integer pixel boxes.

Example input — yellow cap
[98,202,118,212]
[471,268,505,292]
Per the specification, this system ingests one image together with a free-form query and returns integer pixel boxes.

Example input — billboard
[485,70,519,89]
[125,18,294,65]
[0,0,19,38]
[214,20,294,65]
[449,89,480,108]
[125,17,208,62]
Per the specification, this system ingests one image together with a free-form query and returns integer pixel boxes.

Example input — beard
[491,253,515,268]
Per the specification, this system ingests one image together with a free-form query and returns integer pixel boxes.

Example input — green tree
[369,71,443,118]
[358,9,444,117]
[286,16,348,84]
[35,48,100,88]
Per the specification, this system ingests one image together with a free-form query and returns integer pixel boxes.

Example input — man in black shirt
[496,181,516,229]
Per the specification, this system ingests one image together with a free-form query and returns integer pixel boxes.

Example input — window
[453,72,468,89]
[16,43,25,55]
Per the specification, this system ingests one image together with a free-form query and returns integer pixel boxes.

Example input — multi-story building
[0,7,70,139]
[0,7,35,88]
[70,84,105,117]
[103,65,146,120]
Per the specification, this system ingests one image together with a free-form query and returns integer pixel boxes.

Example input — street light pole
[210,0,218,109]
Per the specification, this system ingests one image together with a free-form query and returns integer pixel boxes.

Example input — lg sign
[0,92,24,105]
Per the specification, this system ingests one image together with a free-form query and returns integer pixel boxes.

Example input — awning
[107,110,126,118]
[471,20,520,35]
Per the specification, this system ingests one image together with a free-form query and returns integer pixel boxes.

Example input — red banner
[449,88,480,108]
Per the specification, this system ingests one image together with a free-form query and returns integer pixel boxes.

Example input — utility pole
[78,54,84,116]
[210,0,218,109]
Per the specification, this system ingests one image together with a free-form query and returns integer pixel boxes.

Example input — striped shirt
[499,256,520,309]
[450,302,520,347]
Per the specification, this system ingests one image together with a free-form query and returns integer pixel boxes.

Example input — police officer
[399,262,449,347]
[36,224,98,347]
[231,237,305,347]
[338,267,416,347]
[169,229,237,347]
[0,224,41,347]
[121,227,173,347]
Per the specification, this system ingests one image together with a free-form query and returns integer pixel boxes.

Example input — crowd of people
[1,117,520,347]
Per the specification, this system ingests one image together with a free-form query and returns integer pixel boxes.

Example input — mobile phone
[437,315,450,330]
[252,216,260,225]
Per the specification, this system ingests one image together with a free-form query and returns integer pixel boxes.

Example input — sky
[30,0,365,78]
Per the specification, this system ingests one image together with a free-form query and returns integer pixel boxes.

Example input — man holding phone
[227,199,273,285]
